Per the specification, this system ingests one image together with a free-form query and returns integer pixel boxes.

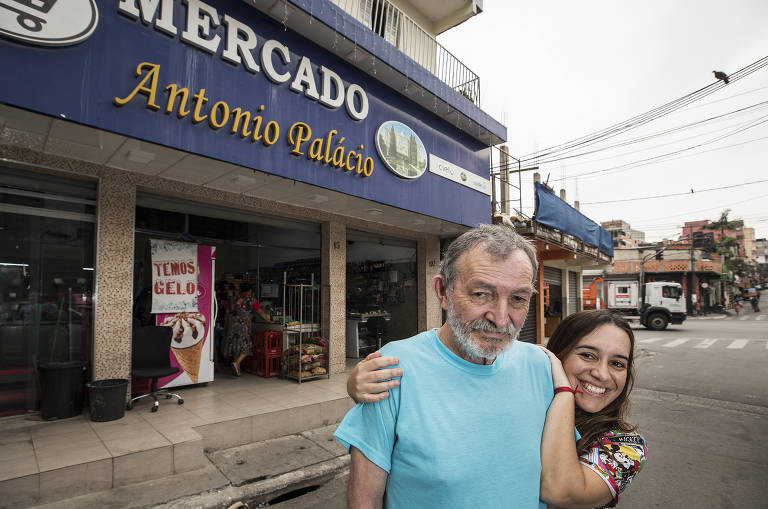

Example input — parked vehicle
[583,277,686,330]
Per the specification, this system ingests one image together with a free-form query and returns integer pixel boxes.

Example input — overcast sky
[439,0,768,242]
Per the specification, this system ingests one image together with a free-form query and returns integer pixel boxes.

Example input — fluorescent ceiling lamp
[0,262,29,267]
[82,267,94,271]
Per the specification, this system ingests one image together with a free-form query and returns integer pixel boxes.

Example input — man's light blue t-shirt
[334,329,554,509]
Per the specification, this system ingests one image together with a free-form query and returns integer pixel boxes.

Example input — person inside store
[223,284,273,376]
[334,224,553,507]
[345,289,647,504]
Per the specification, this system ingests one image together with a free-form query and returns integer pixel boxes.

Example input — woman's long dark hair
[546,310,636,454]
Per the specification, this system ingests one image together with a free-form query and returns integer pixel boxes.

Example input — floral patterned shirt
[579,430,647,508]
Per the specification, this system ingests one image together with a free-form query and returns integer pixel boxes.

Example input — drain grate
[266,485,321,505]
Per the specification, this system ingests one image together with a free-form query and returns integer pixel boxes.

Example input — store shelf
[280,273,328,383]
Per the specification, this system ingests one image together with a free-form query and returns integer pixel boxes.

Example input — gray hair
[439,224,538,290]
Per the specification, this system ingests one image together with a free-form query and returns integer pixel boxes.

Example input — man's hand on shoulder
[348,351,402,403]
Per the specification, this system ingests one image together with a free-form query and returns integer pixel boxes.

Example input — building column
[322,221,346,374]
[93,169,136,380]
[418,235,442,331]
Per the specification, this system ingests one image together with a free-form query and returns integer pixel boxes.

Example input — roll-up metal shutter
[543,266,562,285]
[568,271,579,314]
[518,299,538,344]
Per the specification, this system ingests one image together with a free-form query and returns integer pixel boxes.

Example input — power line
[526,100,768,166]
[516,55,768,163]
[581,179,768,205]
[551,115,768,181]
[488,96,768,173]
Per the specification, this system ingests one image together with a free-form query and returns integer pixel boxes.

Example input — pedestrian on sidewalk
[750,296,759,313]
[335,225,549,508]
[338,225,647,508]
[349,310,647,508]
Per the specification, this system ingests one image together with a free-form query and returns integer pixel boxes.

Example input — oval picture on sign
[0,0,98,47]
[375,121,428,179]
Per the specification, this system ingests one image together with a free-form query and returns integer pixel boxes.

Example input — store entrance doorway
[345,230,417,358]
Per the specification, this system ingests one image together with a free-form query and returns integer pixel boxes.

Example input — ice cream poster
[150,239,199,313]
[157,244,214,386]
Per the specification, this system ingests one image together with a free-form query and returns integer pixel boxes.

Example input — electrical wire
[487,97,768,173]
[520,100,768,166]
[580,178,768,205]
[552,114,768,181]
[515,55,768,163]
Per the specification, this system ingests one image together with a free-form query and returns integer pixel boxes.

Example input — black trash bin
[87,378,128,422]
[38,360,86,420]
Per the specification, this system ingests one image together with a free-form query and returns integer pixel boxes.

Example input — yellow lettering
[251,106,265,141]
[230,108,252,137]
[344,150,356,171]
[332,137,345,167]
[308,138,324,160]
[114,62,161,110]
[262,121,279,146]
[323,130,337,164]
[362,157,374,177]
[192,89,209,123]
[165,84,190,117]
[209,101,230,129]
[288,122,312,155]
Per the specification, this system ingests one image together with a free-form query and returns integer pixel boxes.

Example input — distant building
[601,220,644,248]
[683,220,746,258]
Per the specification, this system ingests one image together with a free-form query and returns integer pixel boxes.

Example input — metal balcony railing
[330,0,480,105]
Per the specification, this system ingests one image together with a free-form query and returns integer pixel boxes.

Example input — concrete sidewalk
[29,424,350,509]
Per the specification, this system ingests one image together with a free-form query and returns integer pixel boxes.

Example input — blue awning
[533,183,613,257]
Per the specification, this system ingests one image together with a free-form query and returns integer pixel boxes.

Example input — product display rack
[280,272,328,383]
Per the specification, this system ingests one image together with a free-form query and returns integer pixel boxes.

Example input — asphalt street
[619,293,768,508]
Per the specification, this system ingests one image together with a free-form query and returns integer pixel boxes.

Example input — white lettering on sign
[117,0,370,120]
[429,154,491,196]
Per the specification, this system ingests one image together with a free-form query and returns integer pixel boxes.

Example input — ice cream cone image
[172,341,204,383]
[161,312,207,383]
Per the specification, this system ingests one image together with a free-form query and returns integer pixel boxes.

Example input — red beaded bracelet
[554,386,582,395]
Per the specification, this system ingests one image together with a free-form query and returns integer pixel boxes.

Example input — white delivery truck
[604,280,686,330]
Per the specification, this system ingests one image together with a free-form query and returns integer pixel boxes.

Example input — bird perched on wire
[713,70,729,84]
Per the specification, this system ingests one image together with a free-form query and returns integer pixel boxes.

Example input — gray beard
[447,300,521,363]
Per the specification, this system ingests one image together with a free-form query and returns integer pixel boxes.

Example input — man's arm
[348,446,388,509]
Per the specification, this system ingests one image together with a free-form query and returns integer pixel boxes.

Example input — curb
[152,455,350,509]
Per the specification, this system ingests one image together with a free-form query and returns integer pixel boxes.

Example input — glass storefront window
[0,169,95,417]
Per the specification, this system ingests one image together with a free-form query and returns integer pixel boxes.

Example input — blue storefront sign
[0,0,492,226]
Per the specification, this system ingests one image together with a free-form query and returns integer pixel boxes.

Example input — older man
[334,224,553,508]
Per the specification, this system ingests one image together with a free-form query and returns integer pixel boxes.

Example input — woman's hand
[347,351,402,403]
[537,345,572,390]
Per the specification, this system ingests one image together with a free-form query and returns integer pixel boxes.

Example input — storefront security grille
[543,266,562,285]
[518,298,537,344]
[568,271,579,314]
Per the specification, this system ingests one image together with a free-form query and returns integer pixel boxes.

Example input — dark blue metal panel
[0,0,492,227]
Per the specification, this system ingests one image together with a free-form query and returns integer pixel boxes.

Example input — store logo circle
[0,0,98,46]
[375,121,428,179]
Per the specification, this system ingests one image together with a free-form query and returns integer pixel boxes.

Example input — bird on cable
[713,70,729,84]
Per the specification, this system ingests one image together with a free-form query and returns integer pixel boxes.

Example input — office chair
[127,325,184,412]
[365,316,388,350]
